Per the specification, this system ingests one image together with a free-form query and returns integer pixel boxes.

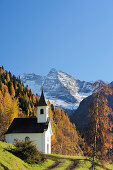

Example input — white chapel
[5,89,53,154]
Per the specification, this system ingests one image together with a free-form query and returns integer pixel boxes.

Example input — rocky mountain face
[70,95,93,132]
[70,91,113,133]
[20,68,93,114]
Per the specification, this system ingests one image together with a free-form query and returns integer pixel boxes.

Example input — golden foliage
[10,83,15,97]
[0,88,18,140]
[0,67,5,75]
[6,72,10,82]
[88,81,113,161]
[0,67,83,156]
[48,103,83,156]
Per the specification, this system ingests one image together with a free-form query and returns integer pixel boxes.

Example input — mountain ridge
[20,68,93,113]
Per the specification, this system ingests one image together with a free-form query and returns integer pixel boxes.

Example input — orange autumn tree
[9,82,15,97]
[88,81,113,163]
[0,67,40,117]
[47,101,83,156]
[0,83,18,140]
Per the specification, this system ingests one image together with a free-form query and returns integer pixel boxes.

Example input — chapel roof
[37,89,47,106]
[5,118,50,134]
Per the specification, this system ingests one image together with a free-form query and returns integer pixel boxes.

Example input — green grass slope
[0,141,54,170]
[0,141,112,170]
[49,154,113,170]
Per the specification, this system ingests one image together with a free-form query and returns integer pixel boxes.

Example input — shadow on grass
[47,155,112,170]
[0,163,9,170]
[75,158,111,170]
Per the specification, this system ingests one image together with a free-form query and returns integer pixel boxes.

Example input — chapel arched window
[25,136,30,142]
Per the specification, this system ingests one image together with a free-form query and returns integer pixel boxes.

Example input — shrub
[9,139,46,164]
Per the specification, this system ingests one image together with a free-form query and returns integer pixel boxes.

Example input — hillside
[1,66,113,161]
[0,141,113,170]
[0,66,39,117]
[70,95,93,132]
[0,141,54,170]
[70,92,113,133]
[0,66,40,140]
[0,66,82,156]
[48,102,83,155]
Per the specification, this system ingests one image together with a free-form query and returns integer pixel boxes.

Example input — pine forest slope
[0,66,82,156]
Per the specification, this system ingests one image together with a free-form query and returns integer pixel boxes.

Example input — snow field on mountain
[20,69,93,112]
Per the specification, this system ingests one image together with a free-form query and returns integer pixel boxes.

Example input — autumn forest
[0,66,113,165]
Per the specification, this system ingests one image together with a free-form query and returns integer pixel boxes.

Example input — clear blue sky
[0,0,113,82]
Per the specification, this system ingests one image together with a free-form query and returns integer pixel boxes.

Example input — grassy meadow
[0,141,113,170]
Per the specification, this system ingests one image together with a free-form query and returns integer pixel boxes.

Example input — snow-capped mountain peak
[20,69,93,114]
[58,71,81,103]
[46,68,58,80]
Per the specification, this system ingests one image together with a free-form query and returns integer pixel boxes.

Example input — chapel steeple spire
[37,88,47,106]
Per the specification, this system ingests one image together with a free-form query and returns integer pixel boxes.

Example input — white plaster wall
[45,124,52,154]
[37,106,49,123]
[5,133,45,153]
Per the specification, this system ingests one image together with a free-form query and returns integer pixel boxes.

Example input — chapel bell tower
[37,89,49,123]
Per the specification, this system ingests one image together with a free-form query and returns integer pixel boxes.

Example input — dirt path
[65,158,79,170]
[44,155,62,170]
[45,155,79,170]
